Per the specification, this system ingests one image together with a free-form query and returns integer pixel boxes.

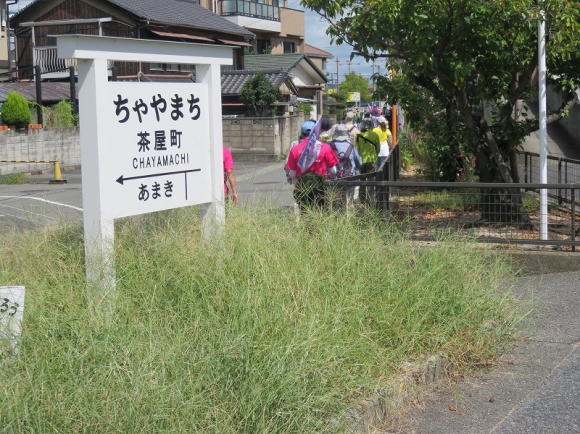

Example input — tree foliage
[1,90,31,129]
[239,72,282,117]
[337,71,371,102]
[302,0,580,185]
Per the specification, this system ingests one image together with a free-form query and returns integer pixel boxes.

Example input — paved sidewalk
[398,270,580,434]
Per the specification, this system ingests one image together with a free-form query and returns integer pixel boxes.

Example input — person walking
[373,116,393,170]
[329,123,363,207]
[355,118,380,205]
[286,120,338,211]
[355,118,380,174]
[223,146,238,204]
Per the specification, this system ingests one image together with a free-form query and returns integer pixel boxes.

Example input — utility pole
[330,57,361,91]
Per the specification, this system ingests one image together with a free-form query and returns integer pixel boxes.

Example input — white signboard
[0,286,25,354]
[102,82,211,219]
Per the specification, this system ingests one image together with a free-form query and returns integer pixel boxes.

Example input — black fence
[523,151,580,206]
[325,149,580,249]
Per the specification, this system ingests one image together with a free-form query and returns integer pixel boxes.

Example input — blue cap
[301,120,316,134]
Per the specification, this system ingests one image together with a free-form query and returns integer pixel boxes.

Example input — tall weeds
[0,206,518,432]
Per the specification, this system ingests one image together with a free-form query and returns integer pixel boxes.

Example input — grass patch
[0,206,520,432]
[0,173,28,185]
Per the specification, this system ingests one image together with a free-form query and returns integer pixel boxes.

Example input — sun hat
[361,118,374,131]
[301,120,316,134]
[332,124,350,142]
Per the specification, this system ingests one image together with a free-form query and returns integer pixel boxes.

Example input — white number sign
[0,286,25,354]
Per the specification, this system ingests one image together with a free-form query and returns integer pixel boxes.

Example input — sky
[302,8,384,87]
[13,0,379,86]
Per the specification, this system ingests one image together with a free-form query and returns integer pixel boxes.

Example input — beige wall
[270,36,304,55]
[280,8,304,39]
[200,0,214,11]
[0,115,309,175]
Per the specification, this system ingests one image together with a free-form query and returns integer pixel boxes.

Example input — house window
[257,39,271,54]
[283,41,295,54]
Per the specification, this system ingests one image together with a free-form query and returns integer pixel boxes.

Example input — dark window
[283,41,295,54]
[257,39,271,54]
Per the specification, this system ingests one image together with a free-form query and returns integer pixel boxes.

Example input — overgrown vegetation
[43,100,78,127]
[1,90,31,129]
[0,173,28,185]
[297,101,313,116]
[0,206,520,432]
[398,123,477,182]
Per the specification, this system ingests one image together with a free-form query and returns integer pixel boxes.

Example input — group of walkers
[285,108,395,211]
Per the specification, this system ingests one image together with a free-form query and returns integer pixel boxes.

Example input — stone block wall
[0,114,307,175]
[223,113,306,162]
[0,127,80,175]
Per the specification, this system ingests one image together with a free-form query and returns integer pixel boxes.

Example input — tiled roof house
[9,0,255,80]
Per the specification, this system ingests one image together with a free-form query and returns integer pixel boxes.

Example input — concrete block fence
[0,127,81,176]
[0,113,313,175]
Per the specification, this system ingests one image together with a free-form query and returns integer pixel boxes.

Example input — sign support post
[57,35,232,310]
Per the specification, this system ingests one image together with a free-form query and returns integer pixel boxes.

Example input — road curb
[506,250,580,275]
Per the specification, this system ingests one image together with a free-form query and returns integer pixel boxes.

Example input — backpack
[330,141,354,178]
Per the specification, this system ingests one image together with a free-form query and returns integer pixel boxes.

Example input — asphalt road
[0,160,293,232]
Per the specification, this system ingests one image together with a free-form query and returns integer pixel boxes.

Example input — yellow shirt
[373,126,392,157]
[372,126,392,143]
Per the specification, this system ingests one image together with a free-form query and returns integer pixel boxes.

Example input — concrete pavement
[398,271,580,434]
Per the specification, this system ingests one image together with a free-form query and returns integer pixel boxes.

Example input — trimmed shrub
[1,90,31,129]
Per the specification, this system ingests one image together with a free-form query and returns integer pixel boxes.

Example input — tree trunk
[456,92,531,226]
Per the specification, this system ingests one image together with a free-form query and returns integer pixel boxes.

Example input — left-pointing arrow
[116,168,201,185]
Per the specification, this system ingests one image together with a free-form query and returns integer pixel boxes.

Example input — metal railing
[523,151,580,206]
[327,177,580,249]
[33,46,114,76]
[322,149,580,248]
[221,0,280,21]
[34,46,75,75]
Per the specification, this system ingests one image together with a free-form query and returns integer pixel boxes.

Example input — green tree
[1,90,31,129]
[337,71,371,102]
[239,71,282,117]
[301,0,580,221]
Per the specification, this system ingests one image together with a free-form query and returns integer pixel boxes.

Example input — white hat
[377,116,388,125]
[332,124,350,142]
[345,111,354,121]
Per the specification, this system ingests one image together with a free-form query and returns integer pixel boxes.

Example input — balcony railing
[221,0,279,21]
[34,46,75,75]
[34,46,113,77]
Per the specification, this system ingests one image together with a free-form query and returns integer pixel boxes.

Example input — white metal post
[538,12,548,240]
